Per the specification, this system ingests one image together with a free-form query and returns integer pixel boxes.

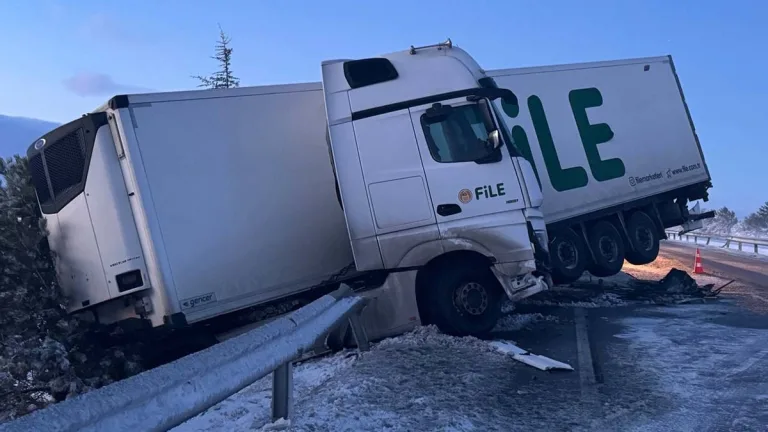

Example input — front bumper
[491,260,550,302]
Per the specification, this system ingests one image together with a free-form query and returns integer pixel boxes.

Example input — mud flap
[489,341,574,371]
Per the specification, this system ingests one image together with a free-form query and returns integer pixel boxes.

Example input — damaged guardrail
[665,230,768,254]
[1,284,369,432]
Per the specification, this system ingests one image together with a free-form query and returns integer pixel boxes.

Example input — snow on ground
[282,326,585,431]
[173,351,358,432]
[175,325,587,431]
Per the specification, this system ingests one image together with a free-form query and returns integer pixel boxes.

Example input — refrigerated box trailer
[27,41,551,340]
[487,55,713,283]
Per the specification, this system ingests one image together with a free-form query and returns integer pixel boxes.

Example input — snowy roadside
[174,323,579,432]
[173,351,359,432]
[264,326,584,432]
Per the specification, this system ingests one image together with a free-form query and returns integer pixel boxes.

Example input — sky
[0,0,766,216]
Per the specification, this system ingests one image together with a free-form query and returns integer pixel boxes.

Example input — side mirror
[501,93,518,108]
[488,130,502,149]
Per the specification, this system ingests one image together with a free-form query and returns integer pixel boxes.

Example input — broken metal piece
[489,341,574,371]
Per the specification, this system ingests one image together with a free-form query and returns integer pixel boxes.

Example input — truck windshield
[420,104,498,163]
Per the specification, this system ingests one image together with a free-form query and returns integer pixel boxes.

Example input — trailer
[488,55,713,283]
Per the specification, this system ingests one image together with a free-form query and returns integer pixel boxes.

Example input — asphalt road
[660,240,768,288]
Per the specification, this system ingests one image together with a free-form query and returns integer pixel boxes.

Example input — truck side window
[420,104,497,163]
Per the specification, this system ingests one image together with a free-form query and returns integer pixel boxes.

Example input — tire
[586,220,626,277]
[427,262,503,337]
[624,211,660,265]
[548,228,588,285]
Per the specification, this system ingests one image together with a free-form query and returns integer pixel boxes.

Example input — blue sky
[0,0,765,216]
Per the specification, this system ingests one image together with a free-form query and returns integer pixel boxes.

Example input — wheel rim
[598,235,618,262]
[635,227,654,251]
[453,282,489,316]
[556,241,579,270]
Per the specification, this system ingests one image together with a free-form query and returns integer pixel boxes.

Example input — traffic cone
[693,248,704,274]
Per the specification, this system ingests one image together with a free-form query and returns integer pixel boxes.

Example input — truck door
[351,109,440,268]
[409,97,527,249]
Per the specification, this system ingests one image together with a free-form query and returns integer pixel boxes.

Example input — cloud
[62,73,150,97]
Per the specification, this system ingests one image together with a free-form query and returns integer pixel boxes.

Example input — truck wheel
[428,263,503,337]
[586,220,626,277]
[549,228,587,285]
[624,211,660,265]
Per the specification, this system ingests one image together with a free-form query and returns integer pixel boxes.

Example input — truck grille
[29,128,87,210]
[28,154,52,205]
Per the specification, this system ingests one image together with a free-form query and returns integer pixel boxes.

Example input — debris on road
[629,268,717,303]
[489,341,574,371]
[520,268,722,309]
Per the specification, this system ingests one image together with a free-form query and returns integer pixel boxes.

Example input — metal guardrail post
[755,244,759,254]
[738,241,743,251]
[271,362,293,422]
[348,313,370,352]
[706,237,711,245]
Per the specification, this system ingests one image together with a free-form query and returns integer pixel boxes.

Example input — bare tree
[192,25,240,89]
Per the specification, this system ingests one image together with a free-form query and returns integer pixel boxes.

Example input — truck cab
[322,41,550,336]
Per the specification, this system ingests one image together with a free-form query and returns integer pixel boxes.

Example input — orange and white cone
[693,248,704,274]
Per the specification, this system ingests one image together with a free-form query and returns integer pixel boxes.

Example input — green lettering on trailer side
[569,88,625,182]
[528,95,589,192]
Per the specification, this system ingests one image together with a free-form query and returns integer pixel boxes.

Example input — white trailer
[487,55,713,283]
[27,41,551,341]
[29,83,353,328]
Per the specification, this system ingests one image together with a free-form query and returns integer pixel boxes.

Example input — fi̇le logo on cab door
[459,183,506,204]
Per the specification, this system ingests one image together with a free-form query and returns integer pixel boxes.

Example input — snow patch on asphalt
[501,300,516,314]
[522,292,628,308]
[493,313,559,331]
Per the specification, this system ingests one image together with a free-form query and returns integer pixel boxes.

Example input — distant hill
[0,115,60,158]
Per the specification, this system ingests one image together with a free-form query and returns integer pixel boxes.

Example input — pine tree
[0,155,76,418]
[743,201,768,233]
[192,25,240,89]
[0,156,144,420]
[704,206,738,235]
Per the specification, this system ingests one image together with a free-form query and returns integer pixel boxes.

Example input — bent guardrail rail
[665,229,768,254]
[1,284,368,432]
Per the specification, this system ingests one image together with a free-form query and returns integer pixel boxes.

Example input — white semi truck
[487,56,713,283]
[27,41,551,342]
